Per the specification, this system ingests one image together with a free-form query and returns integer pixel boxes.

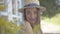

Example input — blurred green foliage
[0,5,7,11]
[0,17,21,34]
[40,0,60,18]
[39,0,60,25]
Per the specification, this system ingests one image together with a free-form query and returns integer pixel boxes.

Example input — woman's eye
[26,11,31,14]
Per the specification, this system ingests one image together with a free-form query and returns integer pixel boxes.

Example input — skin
[24,7,43,34]
[25,7,39,28]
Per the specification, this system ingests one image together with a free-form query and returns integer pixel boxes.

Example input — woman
[18,0,46,34]
[24,7,43,34]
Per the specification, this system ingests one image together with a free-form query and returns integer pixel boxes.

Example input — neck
[30,22,35,29]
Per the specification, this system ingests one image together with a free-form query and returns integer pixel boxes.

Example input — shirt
[19,21,43,34]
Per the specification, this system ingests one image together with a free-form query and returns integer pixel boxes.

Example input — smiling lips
[29,18,36,21]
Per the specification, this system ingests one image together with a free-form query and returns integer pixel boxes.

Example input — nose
[31,13,35,19]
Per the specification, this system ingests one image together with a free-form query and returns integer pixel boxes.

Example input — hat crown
[24,0,40,6]
[18,0,46,12]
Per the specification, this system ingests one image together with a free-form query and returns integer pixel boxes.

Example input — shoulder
[24,21,34,34]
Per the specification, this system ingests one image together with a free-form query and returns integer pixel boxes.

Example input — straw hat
[18,0,46,12]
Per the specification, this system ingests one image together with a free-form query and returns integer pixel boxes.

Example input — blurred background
[40,0,60,33]
[0,0,60,34]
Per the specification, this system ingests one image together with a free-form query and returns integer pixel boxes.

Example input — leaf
[0,5,7,11]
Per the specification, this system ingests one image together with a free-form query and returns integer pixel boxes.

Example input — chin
[31,21,35,23]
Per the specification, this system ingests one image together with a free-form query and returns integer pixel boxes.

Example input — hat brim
[18,6,46,12]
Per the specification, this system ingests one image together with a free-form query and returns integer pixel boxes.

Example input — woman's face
[25,7,38,24]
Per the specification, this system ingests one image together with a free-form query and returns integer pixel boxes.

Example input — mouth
[29,18,36,21]
[31,19,36,20]
[28,17,37,23]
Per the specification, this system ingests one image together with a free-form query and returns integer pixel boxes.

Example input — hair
[24,8,40,28]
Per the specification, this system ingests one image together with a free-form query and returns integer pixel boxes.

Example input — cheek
[26,14,31,20]
[34,14,38,19]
